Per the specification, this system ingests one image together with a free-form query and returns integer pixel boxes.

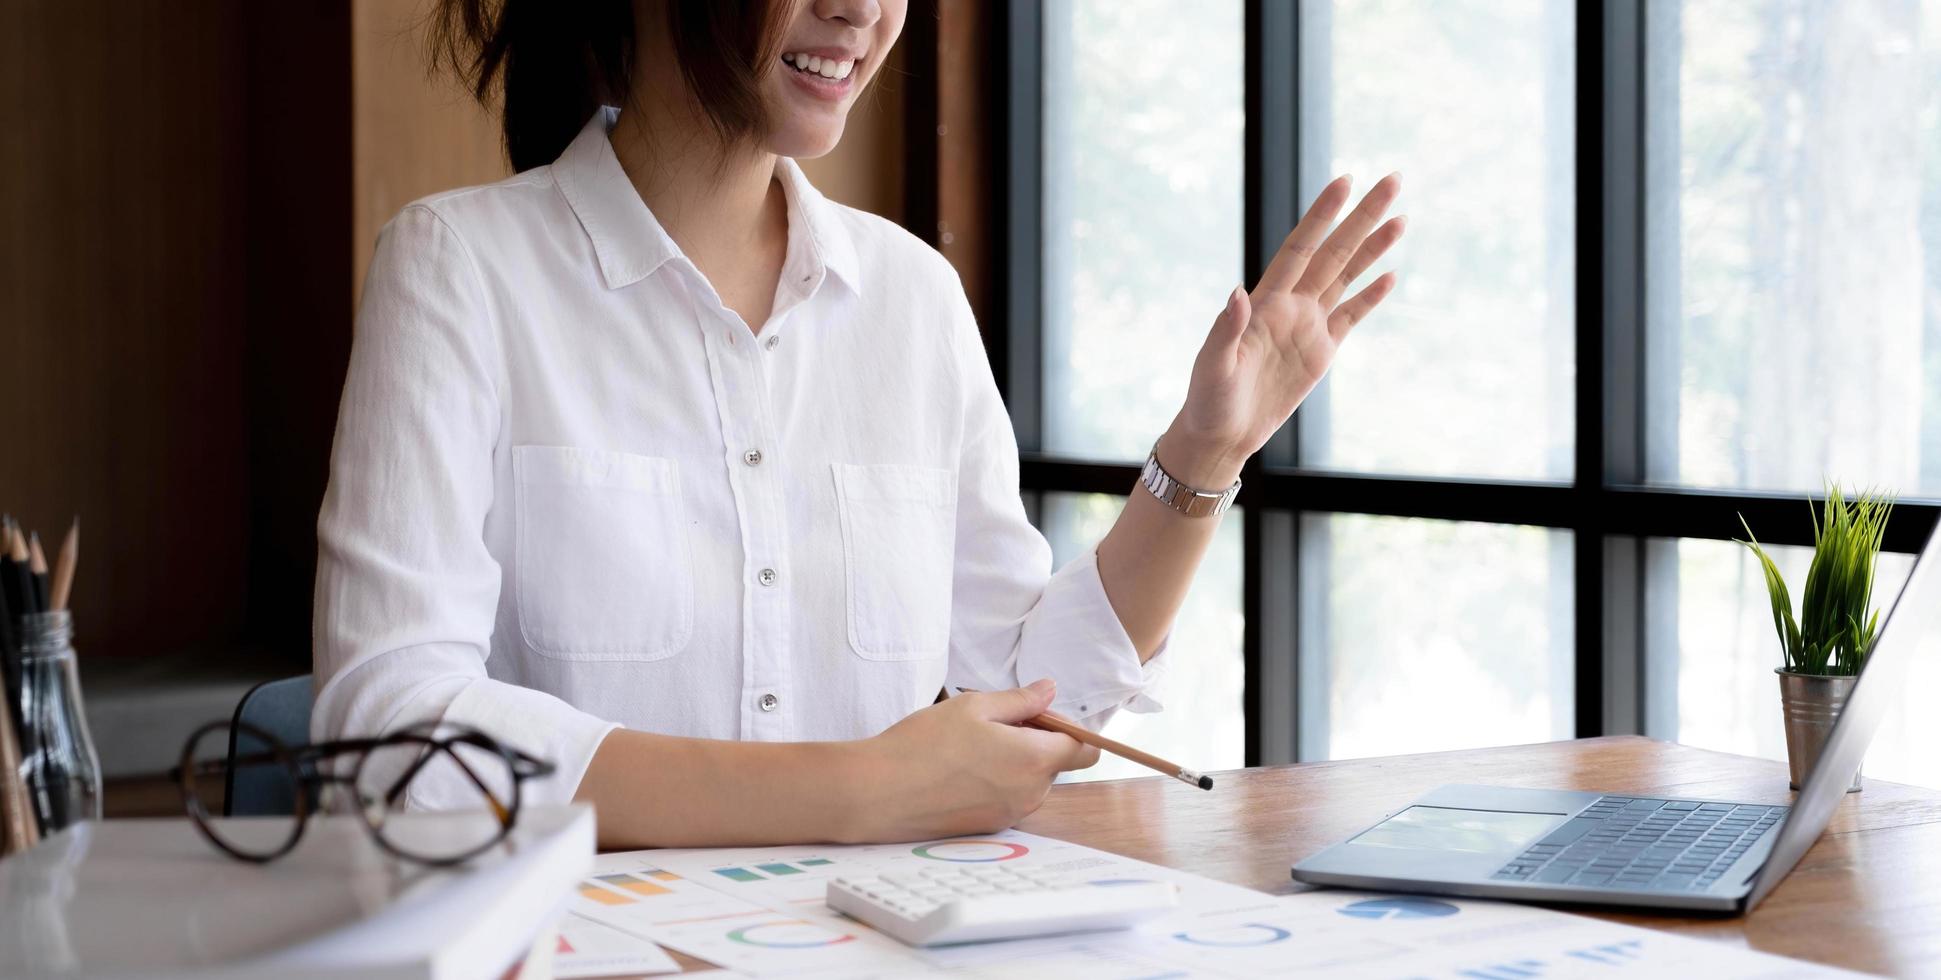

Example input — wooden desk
[1019,736,1941,978]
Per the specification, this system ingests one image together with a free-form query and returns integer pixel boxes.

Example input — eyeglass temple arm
[185,734,524,824]
[194,738,387,776]
[384,743,510,822]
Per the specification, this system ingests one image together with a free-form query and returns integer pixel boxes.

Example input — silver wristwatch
[1138,443,1240,518]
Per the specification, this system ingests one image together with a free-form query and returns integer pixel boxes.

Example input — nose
[813,0,882,31]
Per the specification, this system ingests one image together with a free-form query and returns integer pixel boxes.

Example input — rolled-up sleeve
[937,274,1169,730]
[312,205,617,810]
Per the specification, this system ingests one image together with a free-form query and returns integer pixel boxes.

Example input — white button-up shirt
[312,110,1164,809]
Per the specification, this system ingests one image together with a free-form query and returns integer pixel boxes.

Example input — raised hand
[1161,174,1406,486]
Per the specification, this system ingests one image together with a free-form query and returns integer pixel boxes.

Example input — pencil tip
[1198,775,1214,791]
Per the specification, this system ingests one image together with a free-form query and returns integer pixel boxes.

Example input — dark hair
[430,0,794,172]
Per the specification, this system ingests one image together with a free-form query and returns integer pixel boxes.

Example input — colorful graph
[712,858,832,881]
[597,872,672,897]
[1338,897,1462,920]
[724,920,857,949]
[911,839,1031,862]
[1172,923,1293,947]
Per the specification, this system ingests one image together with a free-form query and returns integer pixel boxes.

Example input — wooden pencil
[0,686,36,855]
[49,518,77,612]
[0,519,17,619]
[2,522,32,616]
[954,688,1213,790]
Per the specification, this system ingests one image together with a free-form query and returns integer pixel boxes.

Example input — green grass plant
[1737,485,1894,677]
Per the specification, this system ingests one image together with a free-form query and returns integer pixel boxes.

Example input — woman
[312,0,1403,848]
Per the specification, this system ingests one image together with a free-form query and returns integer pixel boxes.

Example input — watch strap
[1139,445,1240,518]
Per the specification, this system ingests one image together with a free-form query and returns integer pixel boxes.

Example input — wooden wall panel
[0,0,252,658]
[933,0,998,330]
[351,0,509,305]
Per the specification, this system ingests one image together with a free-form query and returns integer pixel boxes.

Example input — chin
[766,119,848,160]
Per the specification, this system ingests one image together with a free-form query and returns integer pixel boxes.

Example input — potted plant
[1738,485,1893,793]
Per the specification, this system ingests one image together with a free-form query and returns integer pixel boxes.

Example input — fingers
[1207,284,1251,355]
[1319,214,1406,310]
[970,678,1057,725]
[1016,727,1099,773]
[1254,174,1353,293]
[1296,172,1403,297]
[1328,271,1399,341]
[1061,737,1102,772]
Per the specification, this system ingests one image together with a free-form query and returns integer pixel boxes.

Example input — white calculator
[825,864,1179,947]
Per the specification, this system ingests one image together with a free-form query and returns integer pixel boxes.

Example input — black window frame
[998,0,1941,766]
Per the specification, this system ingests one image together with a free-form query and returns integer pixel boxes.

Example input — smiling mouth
[781,51,858,81]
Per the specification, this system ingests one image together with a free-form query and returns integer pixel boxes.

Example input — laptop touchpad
[1350,805,1566,857]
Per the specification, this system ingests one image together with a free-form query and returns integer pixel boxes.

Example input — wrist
[824,737,891,844]
[1155,423,1247,490]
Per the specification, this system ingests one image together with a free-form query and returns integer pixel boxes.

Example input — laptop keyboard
[1490,796,1787,892]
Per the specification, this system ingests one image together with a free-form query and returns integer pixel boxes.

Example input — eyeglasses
[171,720,555,866]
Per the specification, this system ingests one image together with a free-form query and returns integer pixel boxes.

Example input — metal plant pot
[1776,669,1862,793]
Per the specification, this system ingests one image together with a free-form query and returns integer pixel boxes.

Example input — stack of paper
[0,805,594,979]
[570,829,1866,978]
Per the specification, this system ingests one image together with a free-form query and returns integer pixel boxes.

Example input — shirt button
[758,568,779,587]
[764,335,781,351]
[743,448,763,466]
[759,693,779,712]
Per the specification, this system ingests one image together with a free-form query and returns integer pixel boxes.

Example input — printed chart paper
[570,851,923,975]
[573,830,1864,978]
[553,912,682,978]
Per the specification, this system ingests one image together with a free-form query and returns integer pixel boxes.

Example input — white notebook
[0,805,594,980]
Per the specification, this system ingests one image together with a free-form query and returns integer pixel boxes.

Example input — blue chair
[225,675,314,817]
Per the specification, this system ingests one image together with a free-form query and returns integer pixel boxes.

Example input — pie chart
[911,840,1030,862]
[1336,897,1461,920]
[1173,923,1292,947]
[725,920,856,948]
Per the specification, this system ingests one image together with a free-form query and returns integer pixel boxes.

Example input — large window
[1010,0,1941,785]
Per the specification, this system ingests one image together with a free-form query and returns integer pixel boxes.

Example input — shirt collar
[553,108,862,296]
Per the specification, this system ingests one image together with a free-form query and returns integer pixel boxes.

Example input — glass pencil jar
[15,611,102,833]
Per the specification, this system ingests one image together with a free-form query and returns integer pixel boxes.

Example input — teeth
[783,52,856,81]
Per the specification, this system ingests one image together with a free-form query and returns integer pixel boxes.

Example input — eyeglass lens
[352,735,515,864]
[183,723,305,860]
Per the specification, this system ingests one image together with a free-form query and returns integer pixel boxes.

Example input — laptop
[1292,521,1941,913]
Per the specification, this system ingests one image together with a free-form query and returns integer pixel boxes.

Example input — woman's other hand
[1161,173,1406,487]
[846,679,1098,842]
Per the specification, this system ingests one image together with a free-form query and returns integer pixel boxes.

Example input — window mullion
[1243,0,1300,766]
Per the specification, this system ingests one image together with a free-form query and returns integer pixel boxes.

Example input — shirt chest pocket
[833,463,958,661]
[514,445,694,661]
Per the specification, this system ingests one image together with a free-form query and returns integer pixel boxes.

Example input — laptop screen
[1745,520,1941,909]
